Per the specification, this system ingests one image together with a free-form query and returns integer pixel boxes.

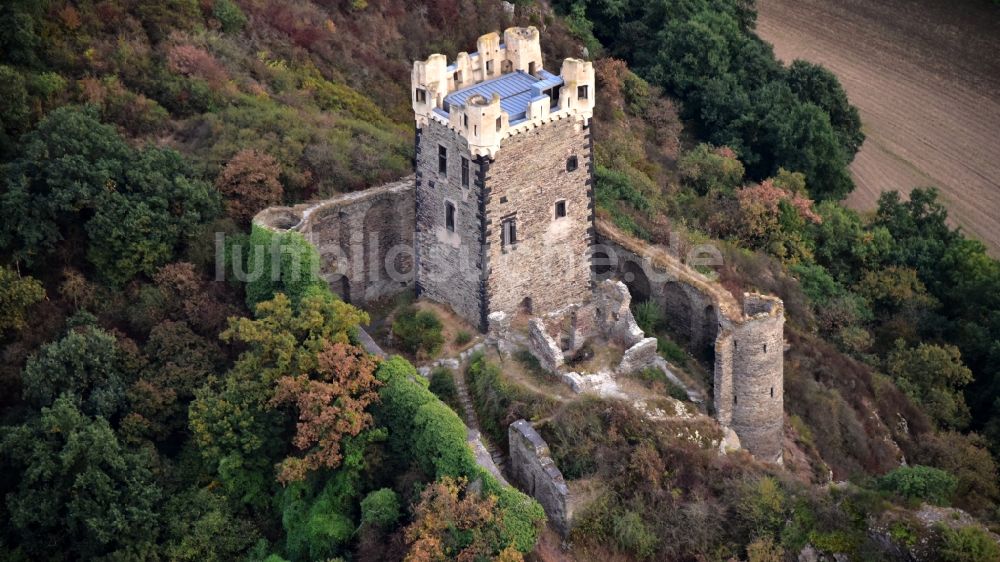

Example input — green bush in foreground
[391,305,444,358]
[938,525,1000,562]
[428,367,462,413]
[876,465,957,506]
[360,488,401,529]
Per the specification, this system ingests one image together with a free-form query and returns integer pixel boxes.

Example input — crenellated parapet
[411,27,595,157]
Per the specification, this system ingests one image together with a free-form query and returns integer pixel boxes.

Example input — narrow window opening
[496,116,502,132]
[461,157,469,188]
[415,88,427,103]
[486,60,494,74]
[733,395,738,405]
[770,387,774,398]
[763,343,767,353]
[445,202,455,232]
[734,340,739,351]
[463,114,468,128]
[454,70,462,84]
[554,200,567,219]
[438,145,447,175]
[502,218,517,248]
[550,84,561,109]
[578,85,589,99]
[566,155,578,172]
[528,61,536,76]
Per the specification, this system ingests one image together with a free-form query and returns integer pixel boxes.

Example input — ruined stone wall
[414,120,485,327]
[484,116,593,318]
[595,219,785,462]
[508,420,574,536]
[252,177,415,305]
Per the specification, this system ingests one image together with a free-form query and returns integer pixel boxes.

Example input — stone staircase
[449,349,511,481]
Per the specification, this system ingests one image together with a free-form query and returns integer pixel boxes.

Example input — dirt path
[756,0,1000,253]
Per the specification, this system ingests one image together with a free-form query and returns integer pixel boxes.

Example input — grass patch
[632,366,689,401]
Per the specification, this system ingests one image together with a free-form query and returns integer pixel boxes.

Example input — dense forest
[0,0,997,561]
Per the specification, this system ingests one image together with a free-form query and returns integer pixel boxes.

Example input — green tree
[21,324,132,420]
[0,396,161,560]
[886,341,974,429]
[678,143,745,195]
[785,60,865,157]
[0,106,218,282]
[360,488,401,529]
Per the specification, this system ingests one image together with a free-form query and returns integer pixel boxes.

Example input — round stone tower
[714,294,784,463]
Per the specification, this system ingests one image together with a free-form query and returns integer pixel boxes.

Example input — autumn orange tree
[189,290,371,504]
[404,477,525,562]
[270,340,381,483]
[215,148,284,224]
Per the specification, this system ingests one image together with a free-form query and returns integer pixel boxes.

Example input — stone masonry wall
[252,177,415,305]
[415,120,485,326]
[508,419,574,536]
[484,116,593,318]
[595,220,785,463]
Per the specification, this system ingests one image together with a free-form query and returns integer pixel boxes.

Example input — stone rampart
[253,177,415,306]
[508,419,574,536]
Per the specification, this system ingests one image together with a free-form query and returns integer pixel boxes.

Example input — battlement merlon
[411,27,595,157]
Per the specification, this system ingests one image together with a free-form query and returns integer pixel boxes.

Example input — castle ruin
[254,27,784,465]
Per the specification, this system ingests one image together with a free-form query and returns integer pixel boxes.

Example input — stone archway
[622,260,651,303]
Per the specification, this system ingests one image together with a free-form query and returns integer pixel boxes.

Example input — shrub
[360,488,400,529]
[633,300,662,333]
[428,368,461,413]
[391,306,444,358]
[212,0,247,33]
[466,353,557,449]
[937,525,1000,562]
[876,465,957,506]
[656,336,688,366]
[454,330,472,346]
[612,510,659,559]
[215,149,283,224]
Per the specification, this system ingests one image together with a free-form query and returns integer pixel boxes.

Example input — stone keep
[412,27,596,330]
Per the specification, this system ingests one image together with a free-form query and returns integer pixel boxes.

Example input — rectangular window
[461,157,470,187]
[528,61,536,75]
[550,84,561,109]
[445,202,455,232]
[578,85,589,99]
[501,218,517,248]
[496,116,502,132]
[438,145,447,175]
[415,88,427,103]
[463,114,468,128]
[486,60,494,74]
[554,200,567,218]
[454,70,462,84]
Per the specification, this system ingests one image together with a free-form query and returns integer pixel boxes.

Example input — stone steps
[449,348,511,482]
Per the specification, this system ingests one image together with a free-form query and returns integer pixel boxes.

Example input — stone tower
[713,294,785,463]
[411,27,596,330]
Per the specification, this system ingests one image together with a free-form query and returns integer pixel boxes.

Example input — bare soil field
[756,0,1000,253]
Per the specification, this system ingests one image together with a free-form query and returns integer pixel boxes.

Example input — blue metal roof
[443,70,564,122]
